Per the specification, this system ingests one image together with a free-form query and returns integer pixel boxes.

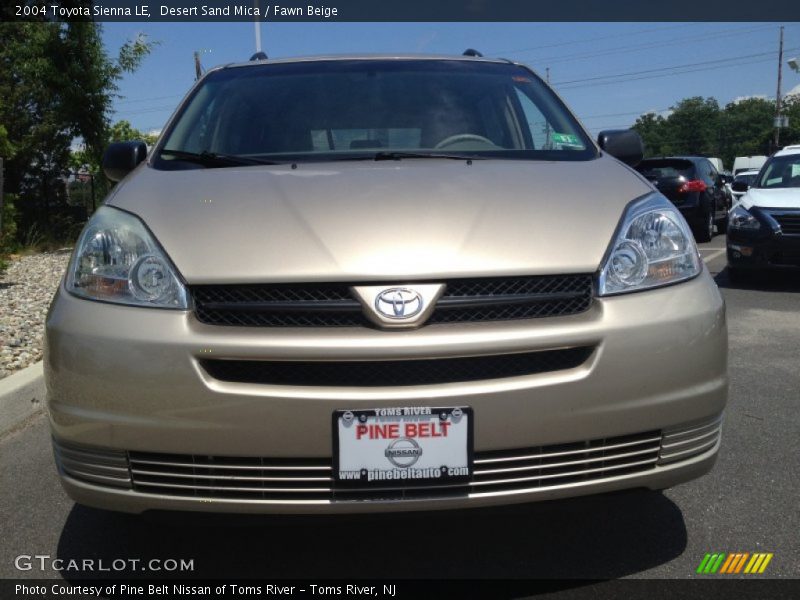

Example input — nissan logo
[384,437,423,468]
[375,288,423,319]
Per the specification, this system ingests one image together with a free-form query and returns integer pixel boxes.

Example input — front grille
[190,274,593,328]
[429,274,593,324]
[769,248,800,266]
[771,211,800,235]
[53,441,131,488]
[123,430,662,501]
[659,413,723,465]
[56,416,723,502]
[199,347,594,387]
[192,283,364,327]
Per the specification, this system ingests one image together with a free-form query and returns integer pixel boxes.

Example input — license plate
[333,407,472,484]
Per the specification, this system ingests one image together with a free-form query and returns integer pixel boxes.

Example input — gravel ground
[0,250,71,379]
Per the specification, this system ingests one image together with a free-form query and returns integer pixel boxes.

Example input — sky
[101,22,800,137]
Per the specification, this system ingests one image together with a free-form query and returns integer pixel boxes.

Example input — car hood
[109,156,651,284]
[739,187,800,210]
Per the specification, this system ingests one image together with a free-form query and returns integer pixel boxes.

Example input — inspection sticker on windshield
[551,132,582,147]
[333,407,472,484]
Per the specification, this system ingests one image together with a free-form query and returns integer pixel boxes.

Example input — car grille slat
[473,434,663,464]
[130,468,331,482]
[471,457,659,488]
[128,457,331,471]
[199,347,594,387]
[473,446,661,476]
[190,274,593,328]
[52,441,131,488]
[132,480,334,494]
[659,414,723,465]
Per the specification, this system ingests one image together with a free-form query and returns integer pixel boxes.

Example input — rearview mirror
[102,141,148,182]
[597,130,643,167]
[731,181,750,193]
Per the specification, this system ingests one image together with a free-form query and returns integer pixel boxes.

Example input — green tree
[718,97,775,167]
[0,21,154,243]
[665,97,720,156]
[778,94,800,149]
[632,112,668,157]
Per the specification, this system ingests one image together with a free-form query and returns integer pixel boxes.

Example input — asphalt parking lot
[1,235,798,582]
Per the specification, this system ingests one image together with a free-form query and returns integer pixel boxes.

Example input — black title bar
[4,0,800,22]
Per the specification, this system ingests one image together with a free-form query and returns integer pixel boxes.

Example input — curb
[0,361,46,435]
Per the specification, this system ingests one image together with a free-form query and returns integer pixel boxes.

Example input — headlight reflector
[599,194,701,296]
[728,205,761,230]
[66,206,188,308]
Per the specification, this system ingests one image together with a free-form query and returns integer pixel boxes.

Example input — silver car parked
[45,54,727,514]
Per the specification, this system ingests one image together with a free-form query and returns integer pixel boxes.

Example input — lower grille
[54,415,722,503]
[125,430,661,501]
[769,248,800,267]
[658,413,723,465]
[199,347,594,387]
[53,441,131,488]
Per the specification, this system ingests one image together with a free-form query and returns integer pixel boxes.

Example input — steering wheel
[434,133,497,150]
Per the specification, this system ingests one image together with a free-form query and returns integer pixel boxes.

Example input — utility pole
[194,51,203,80]
[254,0,262,54]
[774,26,784,149]
[194,49,212,80]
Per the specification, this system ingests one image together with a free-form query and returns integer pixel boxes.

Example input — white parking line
[702,249,726,263]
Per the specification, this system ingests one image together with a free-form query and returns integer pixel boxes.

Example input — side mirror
[597,130,644,167]
[731,181,749,193]
[102,141,148,182]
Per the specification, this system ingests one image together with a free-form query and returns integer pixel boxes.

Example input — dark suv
[635,157,730,242]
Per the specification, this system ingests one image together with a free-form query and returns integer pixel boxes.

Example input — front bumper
[727,229,800,270]
[45,270,727,513]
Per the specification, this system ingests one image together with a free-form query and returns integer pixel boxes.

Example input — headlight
[598,193,701,296]
[65,206,188,309]
[728,205,761,230]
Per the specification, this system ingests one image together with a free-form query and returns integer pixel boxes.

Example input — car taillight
[678,180,707,193]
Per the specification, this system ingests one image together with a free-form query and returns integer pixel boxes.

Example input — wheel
[693,209,714,243]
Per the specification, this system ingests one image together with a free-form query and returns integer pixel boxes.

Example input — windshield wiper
[372,151,484,161]
[159,149,286,167]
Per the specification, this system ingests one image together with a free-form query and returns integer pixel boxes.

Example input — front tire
[716,213,728,234]
[693,208,714,243]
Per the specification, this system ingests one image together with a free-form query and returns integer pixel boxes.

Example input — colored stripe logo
[696,552,773,574]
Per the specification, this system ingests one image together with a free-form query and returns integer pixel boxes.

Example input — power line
[114,104,179,116]
[558,49,800,91]
[115,93,184,106]
[553,48,794,87]
[490,23,694,55]
[521,24,777,65]
[580,108,671,120]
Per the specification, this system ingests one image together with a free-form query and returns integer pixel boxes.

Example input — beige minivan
[45,54,727,514]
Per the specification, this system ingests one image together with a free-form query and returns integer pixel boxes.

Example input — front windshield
[155,59,596,167]
[734,173,758,187]
[755,154,800,189]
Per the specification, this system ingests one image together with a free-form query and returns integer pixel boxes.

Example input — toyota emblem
[375,288,423,319]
